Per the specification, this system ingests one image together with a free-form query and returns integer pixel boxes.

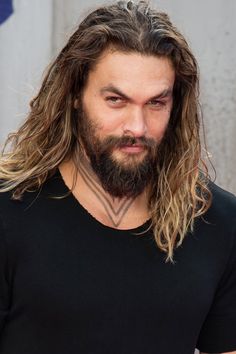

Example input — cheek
[148,114,171,140]
[93,109,124,135]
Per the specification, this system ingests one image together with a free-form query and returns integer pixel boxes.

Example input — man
[0,1,235,353]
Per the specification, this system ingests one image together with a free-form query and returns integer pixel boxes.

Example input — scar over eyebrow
[100,84,173,102]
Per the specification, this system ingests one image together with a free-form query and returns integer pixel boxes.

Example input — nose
[123,107,147,137]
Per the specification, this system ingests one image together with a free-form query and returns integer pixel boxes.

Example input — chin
[112,149,147,166]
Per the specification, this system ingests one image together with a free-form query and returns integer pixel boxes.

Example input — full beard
[76,108,160,199]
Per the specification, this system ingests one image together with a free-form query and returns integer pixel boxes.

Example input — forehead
[85,50,175,96]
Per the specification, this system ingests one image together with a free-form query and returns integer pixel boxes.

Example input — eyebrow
[100,84,173,102]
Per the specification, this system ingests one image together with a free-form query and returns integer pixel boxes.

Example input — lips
[119,144,145,153]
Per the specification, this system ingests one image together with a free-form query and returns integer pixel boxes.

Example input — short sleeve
[0,215,10,332]
[196,227,236,353]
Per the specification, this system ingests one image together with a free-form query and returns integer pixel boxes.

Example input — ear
[74,98,80,109]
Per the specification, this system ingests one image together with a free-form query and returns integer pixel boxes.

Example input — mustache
[97,135,158,153]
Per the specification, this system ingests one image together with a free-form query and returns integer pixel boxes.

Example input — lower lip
[119,146,145,153]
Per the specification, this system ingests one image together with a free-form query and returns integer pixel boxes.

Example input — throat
[76,160,142,228]
[59,159,150,230]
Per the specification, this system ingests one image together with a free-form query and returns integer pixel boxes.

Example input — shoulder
[206,180,236,225]
[0,188,39,242]
[0,171,66,212]
[193,181,236,263]
[0,186,37,215]
[0,172,70,235]
[209,180,236,208]
[187,180,236,262]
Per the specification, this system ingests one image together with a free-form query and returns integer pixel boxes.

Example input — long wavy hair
[0,0,212,261]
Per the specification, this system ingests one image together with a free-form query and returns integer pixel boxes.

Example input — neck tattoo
[77,161,135,228]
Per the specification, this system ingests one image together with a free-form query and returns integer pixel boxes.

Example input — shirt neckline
[52,168,151,234]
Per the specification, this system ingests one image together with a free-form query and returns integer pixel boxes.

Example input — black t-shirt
[0,171,235,354]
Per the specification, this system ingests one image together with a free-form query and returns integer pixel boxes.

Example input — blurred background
[0,0,236,199]
[0,1,235,353]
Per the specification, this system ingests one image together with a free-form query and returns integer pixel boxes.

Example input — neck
[59,156,150,229]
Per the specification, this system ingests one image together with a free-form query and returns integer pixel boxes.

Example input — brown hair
[0,0,212,261]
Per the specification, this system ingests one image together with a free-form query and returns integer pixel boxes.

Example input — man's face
[76,50,175,198]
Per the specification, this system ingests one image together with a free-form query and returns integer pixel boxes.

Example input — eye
[148,99,166,108]
[105,96,123,103]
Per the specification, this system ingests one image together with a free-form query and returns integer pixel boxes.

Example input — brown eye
[148,100,166,107]
[106,96,123,103]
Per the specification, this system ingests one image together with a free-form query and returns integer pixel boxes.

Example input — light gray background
[0,0,235,196]
[0,1,235,352]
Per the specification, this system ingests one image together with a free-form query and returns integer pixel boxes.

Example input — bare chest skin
[59,159,150,230]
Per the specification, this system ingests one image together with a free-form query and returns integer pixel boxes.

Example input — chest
[9,217,221,331]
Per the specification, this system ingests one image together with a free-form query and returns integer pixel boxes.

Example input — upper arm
[196,221,236,353]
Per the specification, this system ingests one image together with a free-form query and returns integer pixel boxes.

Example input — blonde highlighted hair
[0,0,212,261]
